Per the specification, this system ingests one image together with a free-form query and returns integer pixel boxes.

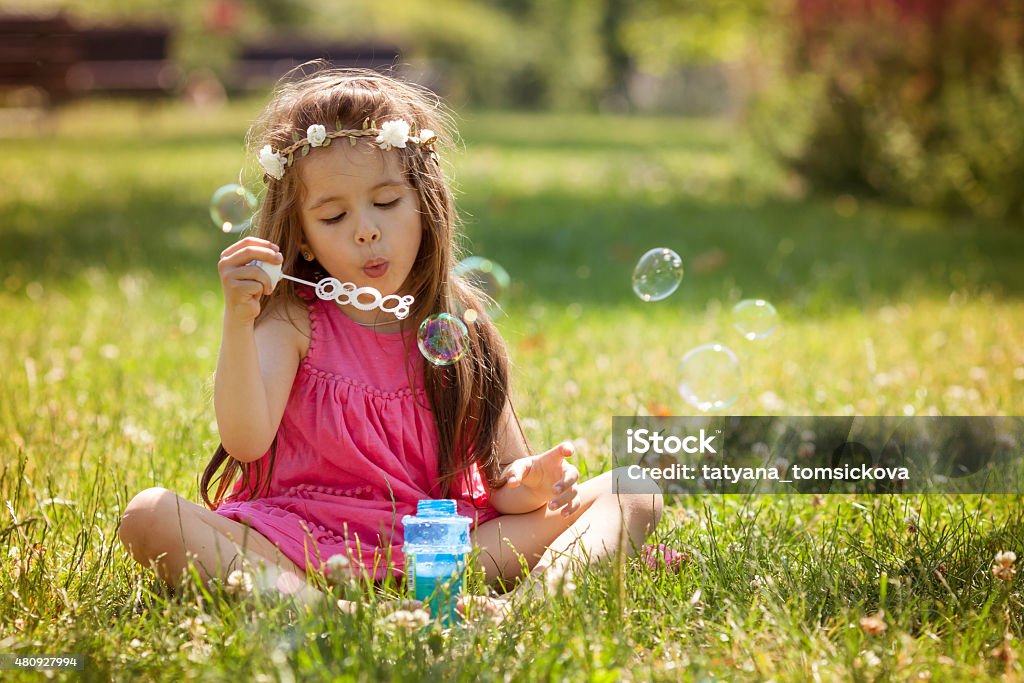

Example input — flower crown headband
[257,117,437,181]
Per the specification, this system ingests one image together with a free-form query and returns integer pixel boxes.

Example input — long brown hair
[201,66,521,508]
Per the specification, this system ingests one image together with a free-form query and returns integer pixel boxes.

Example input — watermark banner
[611,416,1024,494]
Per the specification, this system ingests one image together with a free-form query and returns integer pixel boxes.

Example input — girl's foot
[456,594,512,622]
[336,598,424,614]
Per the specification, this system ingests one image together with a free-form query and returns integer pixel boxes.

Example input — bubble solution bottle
[402,499,471,624]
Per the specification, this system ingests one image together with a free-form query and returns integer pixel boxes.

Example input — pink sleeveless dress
[215,293,501,579]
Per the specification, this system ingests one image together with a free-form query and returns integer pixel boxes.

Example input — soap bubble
[453,256,510,313]
[732,299,778,340]
[678,343,742,412]
[632,248,683,301]
[418,313,469,366]
[210,184,258,233]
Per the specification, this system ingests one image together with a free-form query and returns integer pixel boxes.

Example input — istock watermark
[625,428,719,455]
[611,416,1024,494]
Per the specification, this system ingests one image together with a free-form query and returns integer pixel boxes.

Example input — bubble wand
[251,261,414,320]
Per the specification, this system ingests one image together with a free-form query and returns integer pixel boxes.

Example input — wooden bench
[232,39,401,91]
[0,14,78,103]
[65,24,182,96]
[0,14,181,103]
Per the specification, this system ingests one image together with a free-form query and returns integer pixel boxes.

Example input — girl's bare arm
[214,237,303,462]
[215,312,303,461]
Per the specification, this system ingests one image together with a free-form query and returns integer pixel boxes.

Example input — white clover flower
[179,616,208,637]
[225,569,254,594]
[326,553,350,571]
[258,145,286,180]
[859,650,882,668]
[992,550,1017,581]
[307,124,327,147]
[859,610,887,635]
[376,119,411,150]
[995,550,1017,565]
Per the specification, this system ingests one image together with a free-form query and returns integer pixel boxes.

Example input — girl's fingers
[506,460,530,488]
[553,441,575,459]
[219,242,283,279]
[220,250,284,300]
[547,486,578,512]
[220,237,280,260]
[227,263,273,295]
[220,246,283,273]
[553,468,579,492]
[563,495,581,516]
[233,279,265,299]
[537,441,575,464]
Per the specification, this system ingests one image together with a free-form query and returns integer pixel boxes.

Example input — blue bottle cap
[416,499,458,517]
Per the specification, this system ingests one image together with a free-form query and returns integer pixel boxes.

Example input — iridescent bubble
[417,313,470,366]
[210,184,258,233]
[632,248,683,302]
[678,343,742,412]
[453,256,510,313]
[732,299,778,341]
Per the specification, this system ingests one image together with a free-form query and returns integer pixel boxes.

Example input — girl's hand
[218,237,284,326]
[503,441,581,516]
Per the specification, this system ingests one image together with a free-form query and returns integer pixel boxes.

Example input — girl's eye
[323,212,347,224]
[374,198,400,208]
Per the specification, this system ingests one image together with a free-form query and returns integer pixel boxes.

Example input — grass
[0,98,1022,681]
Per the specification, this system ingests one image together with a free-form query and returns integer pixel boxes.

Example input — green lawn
[0,99,1021,681]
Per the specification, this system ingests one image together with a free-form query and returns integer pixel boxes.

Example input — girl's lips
[363,261,389,278]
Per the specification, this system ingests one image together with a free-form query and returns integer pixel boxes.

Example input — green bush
[750,0,1024,220]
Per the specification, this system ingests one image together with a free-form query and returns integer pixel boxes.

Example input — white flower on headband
[307,124,327,147]
[415,129,437,145]
[258,144,286,180]
[376,119,411,150]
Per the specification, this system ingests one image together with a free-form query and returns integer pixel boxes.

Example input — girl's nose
[355,222,381,245]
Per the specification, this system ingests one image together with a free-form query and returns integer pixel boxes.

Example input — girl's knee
[119,487,181,552]
[604,467,664,530]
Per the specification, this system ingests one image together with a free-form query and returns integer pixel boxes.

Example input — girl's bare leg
[471,468,663,599]
[118,487,324,604]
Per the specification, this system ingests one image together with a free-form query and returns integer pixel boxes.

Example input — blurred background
[2,0,1023,219]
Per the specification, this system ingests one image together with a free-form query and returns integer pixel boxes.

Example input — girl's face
[297,142,423,321]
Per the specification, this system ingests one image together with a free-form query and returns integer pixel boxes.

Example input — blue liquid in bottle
[402,499,471,624]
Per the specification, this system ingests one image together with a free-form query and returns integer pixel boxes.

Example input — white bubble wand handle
[250,261,414,320]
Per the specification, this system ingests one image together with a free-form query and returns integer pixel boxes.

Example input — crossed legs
[472,468,664,595]
[117,487,321,602]
[119,468,663,608]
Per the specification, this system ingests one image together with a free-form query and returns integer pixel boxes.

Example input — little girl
[118,67,662,609]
